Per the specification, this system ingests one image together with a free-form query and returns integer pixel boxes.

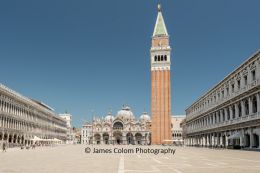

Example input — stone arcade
[183,50,260,149]
[0,84,67,147]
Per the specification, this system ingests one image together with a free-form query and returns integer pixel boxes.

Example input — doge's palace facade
[184,50,260,149]
[0,84,67,146]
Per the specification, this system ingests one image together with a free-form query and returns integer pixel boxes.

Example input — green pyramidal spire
[153,4,168,37]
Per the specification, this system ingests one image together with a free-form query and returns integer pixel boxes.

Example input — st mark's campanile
[151,4,172,145]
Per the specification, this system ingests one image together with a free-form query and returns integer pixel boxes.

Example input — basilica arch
[135,133,142,145]
[94,133,101,145]
[126,132,134,145]
[113,121,124,131]
[113,131,122,145]
[103,133,109,144]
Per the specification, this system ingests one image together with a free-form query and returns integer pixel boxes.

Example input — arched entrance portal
[94,134,101,145]
[103,133,109,144]
[253,134,259,148]
[126,133,134,145]
[135,133,142,145]
[245,134,250,147]
[113,131,122,145]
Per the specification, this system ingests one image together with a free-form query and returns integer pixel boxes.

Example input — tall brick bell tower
[151,4,172,145]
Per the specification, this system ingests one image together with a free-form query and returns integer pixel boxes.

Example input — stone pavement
[1,145,260,173]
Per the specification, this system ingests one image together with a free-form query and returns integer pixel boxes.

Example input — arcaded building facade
[171,116,185,143]
[184,50,260,149]
[0,84,67,146]
[151,4,172,145]
[82,106,151,145]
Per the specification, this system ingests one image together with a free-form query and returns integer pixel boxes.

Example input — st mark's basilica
[87,106,151,145]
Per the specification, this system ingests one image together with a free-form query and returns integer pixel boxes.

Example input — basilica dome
[105,112,114,122]
[140,112,151,122]
[116,106,135,121]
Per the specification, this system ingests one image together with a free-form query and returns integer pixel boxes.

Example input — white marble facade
[183,50,260,149]
[0,84,67,147]
[82,105,151,145]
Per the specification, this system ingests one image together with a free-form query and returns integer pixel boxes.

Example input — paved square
[1,145,260,173]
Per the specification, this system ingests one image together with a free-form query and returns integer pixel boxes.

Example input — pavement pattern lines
[1,145,260,173]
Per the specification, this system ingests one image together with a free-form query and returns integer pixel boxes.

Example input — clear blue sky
[0,0,260,127]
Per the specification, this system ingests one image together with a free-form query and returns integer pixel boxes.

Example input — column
[212,134,215,147]
[249,97,253,115]
[235,103,239,118]
[217,133,221,147]
[220,134,223,147]
[257,93,260,113]
[240,129,244,147]
[229,106,233,120]
[208,134,211,147]
[220,110,223,122]
[100,135,103,145]
[224,108,228,121]
[250,130,254,148]
[241,100,245,117]
[225,134,228,147]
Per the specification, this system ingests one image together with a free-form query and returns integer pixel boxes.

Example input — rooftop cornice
[0,83,65,122]
[186,49,260,111]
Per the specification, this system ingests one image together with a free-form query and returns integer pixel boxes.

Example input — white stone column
[229,106,233,120]
[225,134,228,147]
[257,93,260,113]
[249,97,253,115]
[206,135,209,147]
[241,100,245,117]
[240,129,244,147]
[250,130,254,148]
[212,134,215,146]
[235,103,239,118]
[224,108,228,121]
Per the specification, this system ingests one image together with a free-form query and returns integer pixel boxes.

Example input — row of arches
[185,130,260,149]
[0,132,32,147]
[188,94,260,131]
[93,132,150,145]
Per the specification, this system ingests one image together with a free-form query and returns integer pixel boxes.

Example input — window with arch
[252,96,257,113]
[237,80,241,89]
[154,56,157,62]
[245,99,249,115]
[238,103,242,117]
[161,55,164,61]
[164,55,167,61]
[232,105,235,119]
[244,75,248,86]
[252,70,256,81]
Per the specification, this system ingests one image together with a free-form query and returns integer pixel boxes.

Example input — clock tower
[151,4,172,145]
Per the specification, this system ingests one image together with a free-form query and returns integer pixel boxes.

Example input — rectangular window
[226,87,229,96]
[252,70,256,81]
[244,76,248,86]
[231,84,235,93]
[237,80,241,89]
